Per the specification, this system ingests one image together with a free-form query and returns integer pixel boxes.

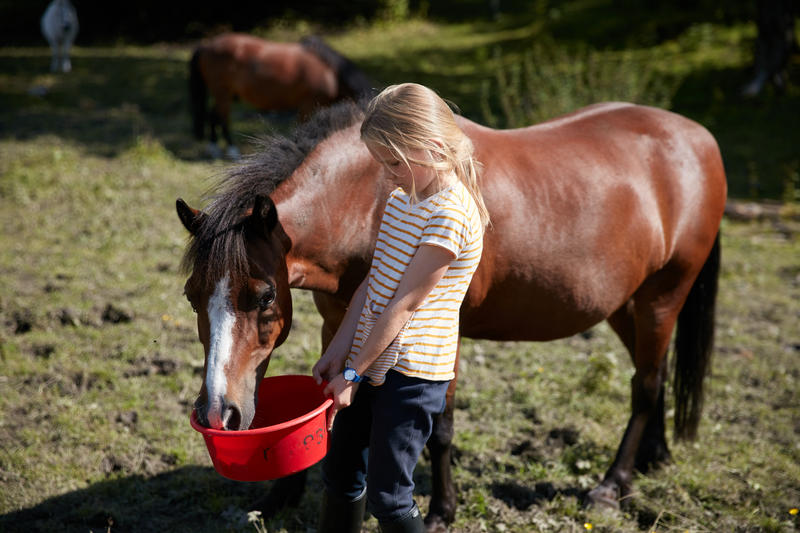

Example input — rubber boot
[318,488,367,533]
[378,503,425,533]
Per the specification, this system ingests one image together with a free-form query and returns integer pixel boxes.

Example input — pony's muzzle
[201,396,245,431]
[220,402,242,431]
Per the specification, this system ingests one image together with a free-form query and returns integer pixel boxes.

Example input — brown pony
[189,33,373,159]
[177,100,726,529]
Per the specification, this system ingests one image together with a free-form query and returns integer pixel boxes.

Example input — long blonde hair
[360,83,490,227]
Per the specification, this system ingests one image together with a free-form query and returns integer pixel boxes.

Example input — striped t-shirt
[346,180,484,385]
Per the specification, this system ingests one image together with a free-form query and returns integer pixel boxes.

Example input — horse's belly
[461,278,625,342]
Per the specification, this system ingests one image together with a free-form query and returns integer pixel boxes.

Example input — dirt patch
[124,356,180,377]
[115,410,138,429]
[32,343,56,358]
[101,304,132,324]
[547,427,580,447]
[57,307,81,327]
[491,481,550,510]
[12,310,35,334]
[510,439,545,463]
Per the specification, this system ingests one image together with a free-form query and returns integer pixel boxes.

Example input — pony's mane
[181,99,367,283]
[299,35,376,99]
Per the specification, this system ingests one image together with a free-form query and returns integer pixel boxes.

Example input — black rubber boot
[318,488,367,533]
[378,503,425,533]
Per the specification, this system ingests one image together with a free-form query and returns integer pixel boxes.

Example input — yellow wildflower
[790,508,799,515]
[583,524,593,531]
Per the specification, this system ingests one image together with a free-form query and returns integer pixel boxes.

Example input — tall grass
[481,42,681,127]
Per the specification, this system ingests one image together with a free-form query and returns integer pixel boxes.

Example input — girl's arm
[312,277,369,384]
[324,243,455,424]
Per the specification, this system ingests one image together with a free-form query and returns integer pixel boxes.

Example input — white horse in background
[41,0,79,73]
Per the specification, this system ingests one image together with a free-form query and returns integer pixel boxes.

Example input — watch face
[344,368,356,381]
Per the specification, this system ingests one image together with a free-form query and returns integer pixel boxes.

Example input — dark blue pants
[321,370,450,522]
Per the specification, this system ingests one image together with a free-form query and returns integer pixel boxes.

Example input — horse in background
[189,33,375,159]
[41,0,79,73]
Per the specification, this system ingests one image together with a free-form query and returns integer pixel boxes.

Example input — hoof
[424,515,449,533]
[585,484,620,510]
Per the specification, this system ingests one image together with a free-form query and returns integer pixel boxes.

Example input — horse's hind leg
[588,271,690,508]
[606,302,671,473]
[424,340,460,531]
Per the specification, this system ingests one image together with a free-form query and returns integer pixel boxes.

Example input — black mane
[181,99,367,283]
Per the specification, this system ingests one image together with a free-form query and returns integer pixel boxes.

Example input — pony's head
[177,194,292,431]
[176,99,368,430]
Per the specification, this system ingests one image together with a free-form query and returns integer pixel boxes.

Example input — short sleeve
[419,206,470,257]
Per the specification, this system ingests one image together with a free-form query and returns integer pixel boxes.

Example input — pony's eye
[258,287,276,310]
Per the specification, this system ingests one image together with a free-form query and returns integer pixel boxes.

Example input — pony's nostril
[221,403,242,431]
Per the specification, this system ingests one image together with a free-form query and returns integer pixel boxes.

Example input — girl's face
[366,142,438,197]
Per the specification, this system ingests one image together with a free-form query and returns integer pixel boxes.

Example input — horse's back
[196,33,338,110]
[458,103,726,340]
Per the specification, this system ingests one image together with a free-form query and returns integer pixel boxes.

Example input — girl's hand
[323,373,359,430]
[312,347,347,385]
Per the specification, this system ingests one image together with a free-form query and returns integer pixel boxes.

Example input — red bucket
[190,374,333,481]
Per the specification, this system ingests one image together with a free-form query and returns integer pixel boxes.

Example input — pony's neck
[272,126,387,295]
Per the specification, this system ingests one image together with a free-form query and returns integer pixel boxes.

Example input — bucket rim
[189,374,332,437]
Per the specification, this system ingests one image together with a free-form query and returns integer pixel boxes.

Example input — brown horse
[189,33,373,159]
[177,99,726,529]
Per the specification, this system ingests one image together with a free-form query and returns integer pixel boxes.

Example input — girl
[312,83,489,533]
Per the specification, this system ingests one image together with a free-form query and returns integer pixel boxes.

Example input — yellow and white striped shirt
[347,180,484,385]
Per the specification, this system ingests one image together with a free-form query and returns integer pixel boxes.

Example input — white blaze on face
[205,272,236,428]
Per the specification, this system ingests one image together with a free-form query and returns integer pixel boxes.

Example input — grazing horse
[189,33,374,159]
[177,99,726,528]
[41,0,79,73]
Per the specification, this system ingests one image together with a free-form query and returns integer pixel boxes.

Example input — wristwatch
[343,367,369,383]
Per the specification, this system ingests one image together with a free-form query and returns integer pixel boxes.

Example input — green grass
[2,6,800,533]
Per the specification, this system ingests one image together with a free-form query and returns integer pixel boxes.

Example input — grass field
[1,6,800,533]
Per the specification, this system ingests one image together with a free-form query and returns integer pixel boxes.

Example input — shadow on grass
[0,51,299,161]
[0,466,287,533]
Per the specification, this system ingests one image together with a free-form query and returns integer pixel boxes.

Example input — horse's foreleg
[253,470,308,517]
[424,342,459,532]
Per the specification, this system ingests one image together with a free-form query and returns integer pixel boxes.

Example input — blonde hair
[360,83,490,227]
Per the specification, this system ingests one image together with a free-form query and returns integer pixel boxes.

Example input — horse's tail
[299,35,376,99]
[673,232,720,441]
[189,48,206,140]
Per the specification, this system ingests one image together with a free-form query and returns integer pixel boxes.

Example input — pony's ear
[250,194,279,237]
[176,198,205,235]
